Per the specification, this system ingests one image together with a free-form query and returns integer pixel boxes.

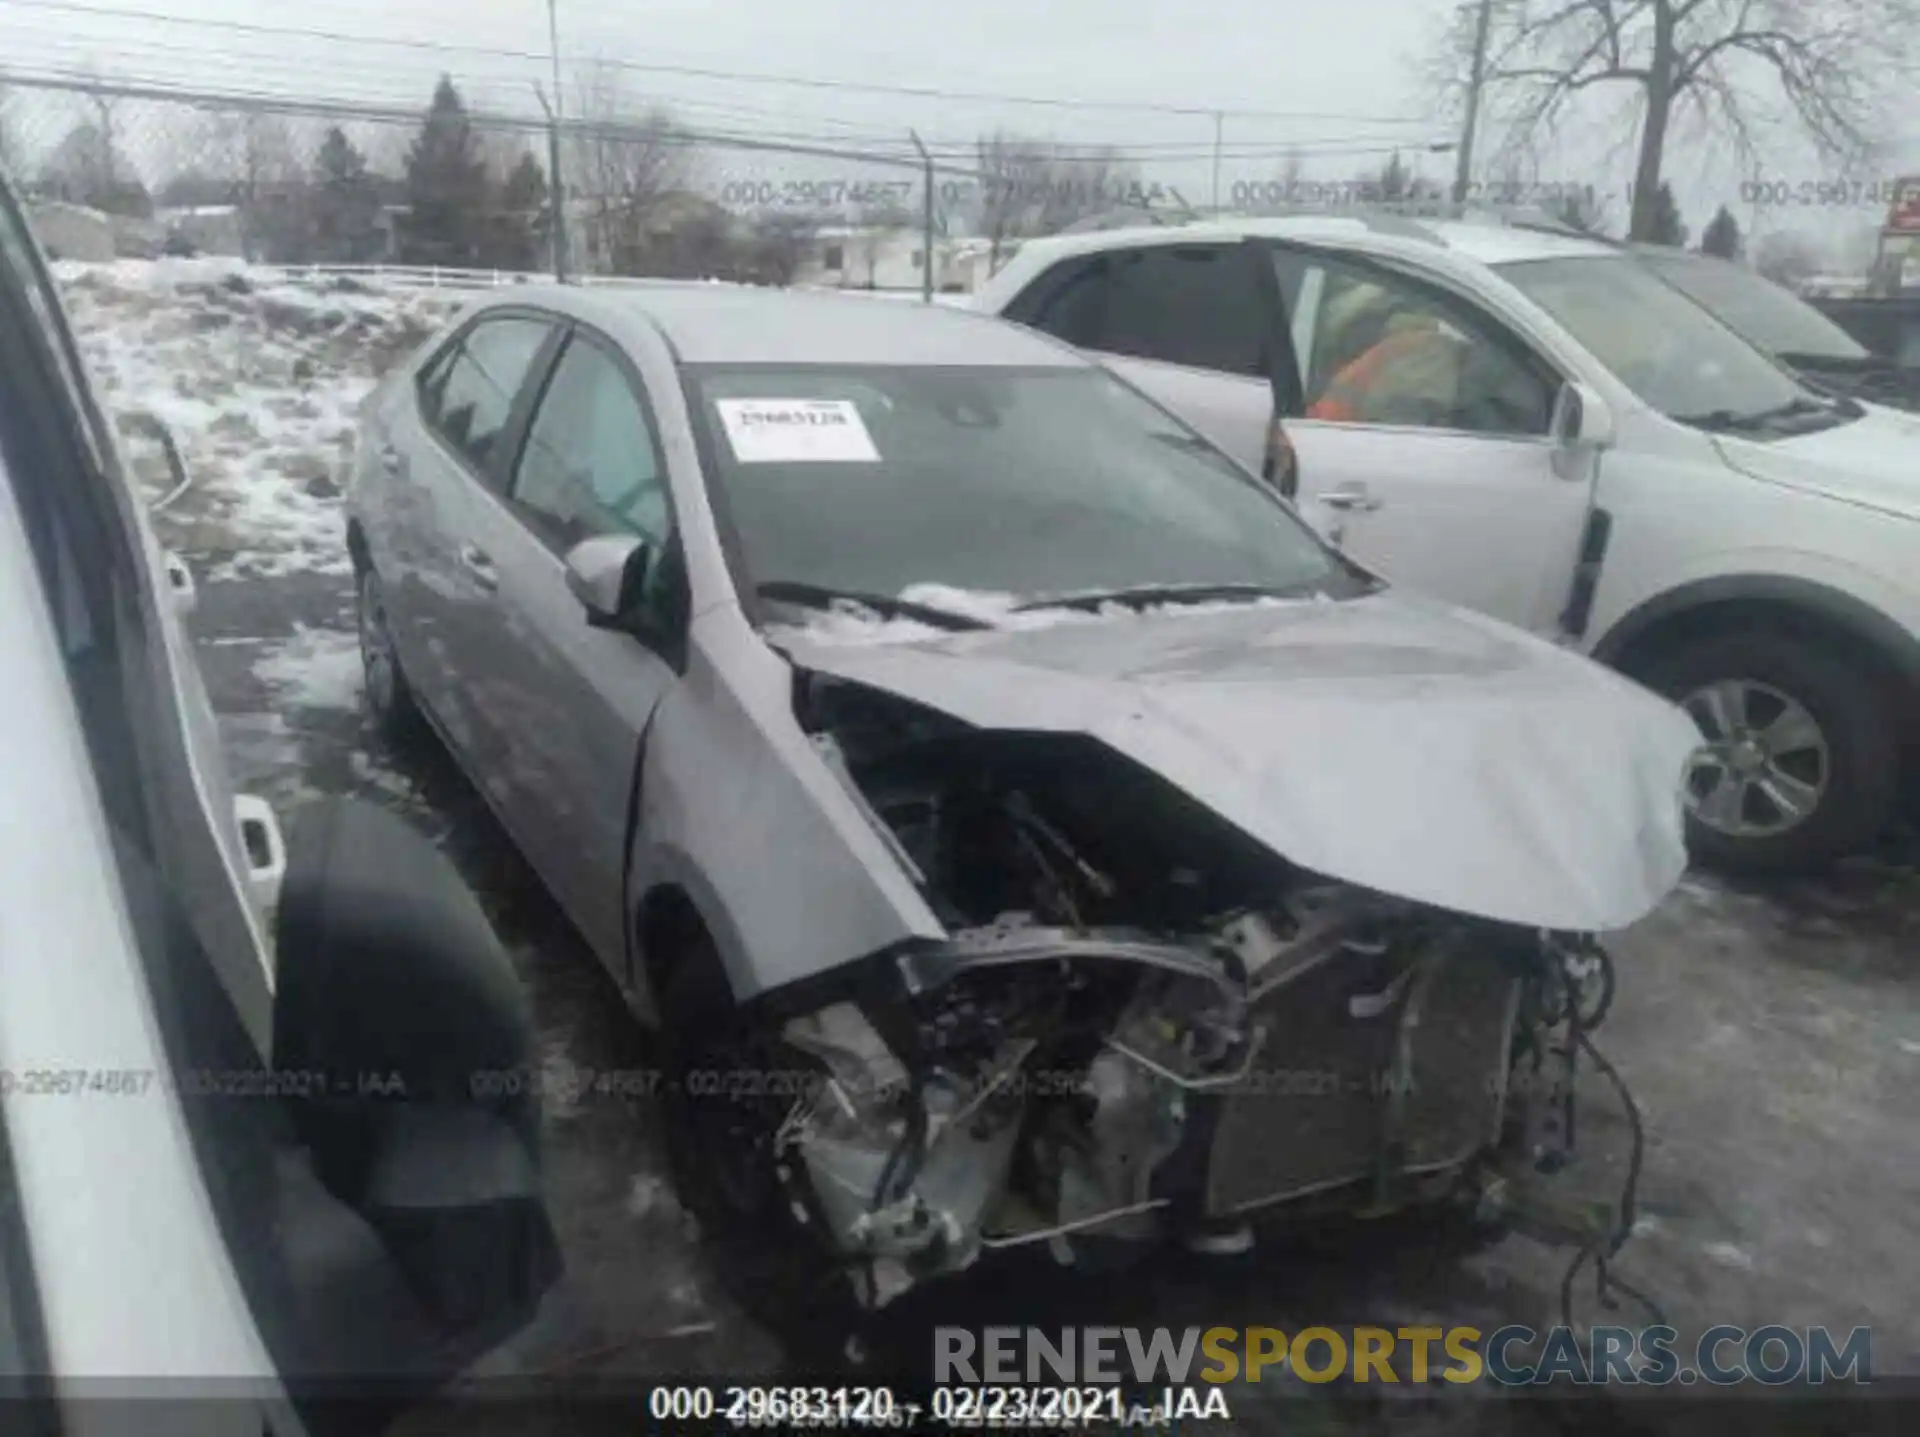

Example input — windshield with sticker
[691,364,1344,605]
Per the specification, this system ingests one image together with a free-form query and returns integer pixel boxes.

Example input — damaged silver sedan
[347,284,1700,1318]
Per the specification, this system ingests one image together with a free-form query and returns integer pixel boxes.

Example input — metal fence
[3,69,1523,296]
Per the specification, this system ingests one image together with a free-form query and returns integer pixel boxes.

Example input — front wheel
[655,930,857,1346]
[1637,628,1898,872]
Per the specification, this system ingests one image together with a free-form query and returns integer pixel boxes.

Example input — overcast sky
[2,0,1912,260]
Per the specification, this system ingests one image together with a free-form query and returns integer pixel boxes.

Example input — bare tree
[974,132,1143,272]
[1753,227,1824,286]
[849,198,913,287]
[197,111,303,198]
[1438,0,1915,241]
[568,61,699,274]
[974,131,1041,271]
[39,118,150,216]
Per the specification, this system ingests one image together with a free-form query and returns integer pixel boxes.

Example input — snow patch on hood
[786,593,1699,933]
[54,260,465,579]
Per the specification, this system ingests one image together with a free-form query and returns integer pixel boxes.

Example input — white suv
[976,216,1920,872]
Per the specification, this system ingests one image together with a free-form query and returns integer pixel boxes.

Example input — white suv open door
[1001,234,1600,637]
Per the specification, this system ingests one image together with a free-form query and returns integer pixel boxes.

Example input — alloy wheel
[1680,678,1830,838]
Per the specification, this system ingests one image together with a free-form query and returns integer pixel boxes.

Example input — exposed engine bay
[738,673,1637,1310]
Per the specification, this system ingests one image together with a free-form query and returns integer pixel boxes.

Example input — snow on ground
[250,625,364,711]
[53,259,466,580]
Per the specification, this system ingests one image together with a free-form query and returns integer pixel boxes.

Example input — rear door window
[1013,255,1112,348]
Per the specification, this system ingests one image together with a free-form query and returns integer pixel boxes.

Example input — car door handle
[459,543,498,590]
[1321,483,1382,513]
[378,445,403,474]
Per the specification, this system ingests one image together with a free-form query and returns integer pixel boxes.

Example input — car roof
[1624,243,1718,267]
[478,280,1087,368]
[992,212,1621,276]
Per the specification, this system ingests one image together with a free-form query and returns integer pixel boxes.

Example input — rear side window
[1015,245,1268,377]
[1098,246,1266,376]
[1016,256,1110,347]
[419,316,551,475]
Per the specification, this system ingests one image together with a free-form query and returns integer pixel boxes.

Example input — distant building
[796,228,996,292]
[1799,273,1872,300]
[107,212,168,259]
[157,204,245,257]
[1873,177,1920,296]
[28,201,115,262]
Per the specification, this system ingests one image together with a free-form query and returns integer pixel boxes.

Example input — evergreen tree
[1646,182,1689,246]
[1376,150,1412,202]
[489,151,549,271]
[401,77,490,265]
[1700,204,1742,259]
[310,127,382,263]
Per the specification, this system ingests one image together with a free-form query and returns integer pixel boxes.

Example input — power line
[0,42,1447,161]
[3,66,1445,193]
[0,67,969,175]
[0,0,1438,123]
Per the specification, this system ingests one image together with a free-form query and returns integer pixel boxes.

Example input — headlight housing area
[763,895,1611,1309]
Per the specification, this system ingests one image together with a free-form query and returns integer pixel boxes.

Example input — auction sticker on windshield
[716,398,880,463]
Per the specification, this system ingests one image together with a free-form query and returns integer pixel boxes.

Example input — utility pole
[1210,111,1224,214]
[545,0,570,281]
[911,130,933,303]
[1452,0,1494,206]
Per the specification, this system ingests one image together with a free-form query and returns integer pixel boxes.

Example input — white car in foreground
[0,172,558,1431]
[976,216,1920,872]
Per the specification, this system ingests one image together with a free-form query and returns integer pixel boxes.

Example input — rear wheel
[355,565,424,744]
[1636,627,1898,872]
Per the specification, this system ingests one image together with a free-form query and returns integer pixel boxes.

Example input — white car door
[1001,240,1281,471]
[1269,244,1594,635]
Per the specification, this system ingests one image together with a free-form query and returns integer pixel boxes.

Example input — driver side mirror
[564,533,650,629]
[1550,380,1616,450]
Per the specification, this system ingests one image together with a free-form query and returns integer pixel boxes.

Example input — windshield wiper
[1777,351,1904,374]
[754,580,991,631]
[1010,580,1324,615]
[1674,395,1844,433]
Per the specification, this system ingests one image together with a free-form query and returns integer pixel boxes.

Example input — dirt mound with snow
[55,259,468,580]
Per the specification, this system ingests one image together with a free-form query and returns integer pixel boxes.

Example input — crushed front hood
[782,594,1699,932]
